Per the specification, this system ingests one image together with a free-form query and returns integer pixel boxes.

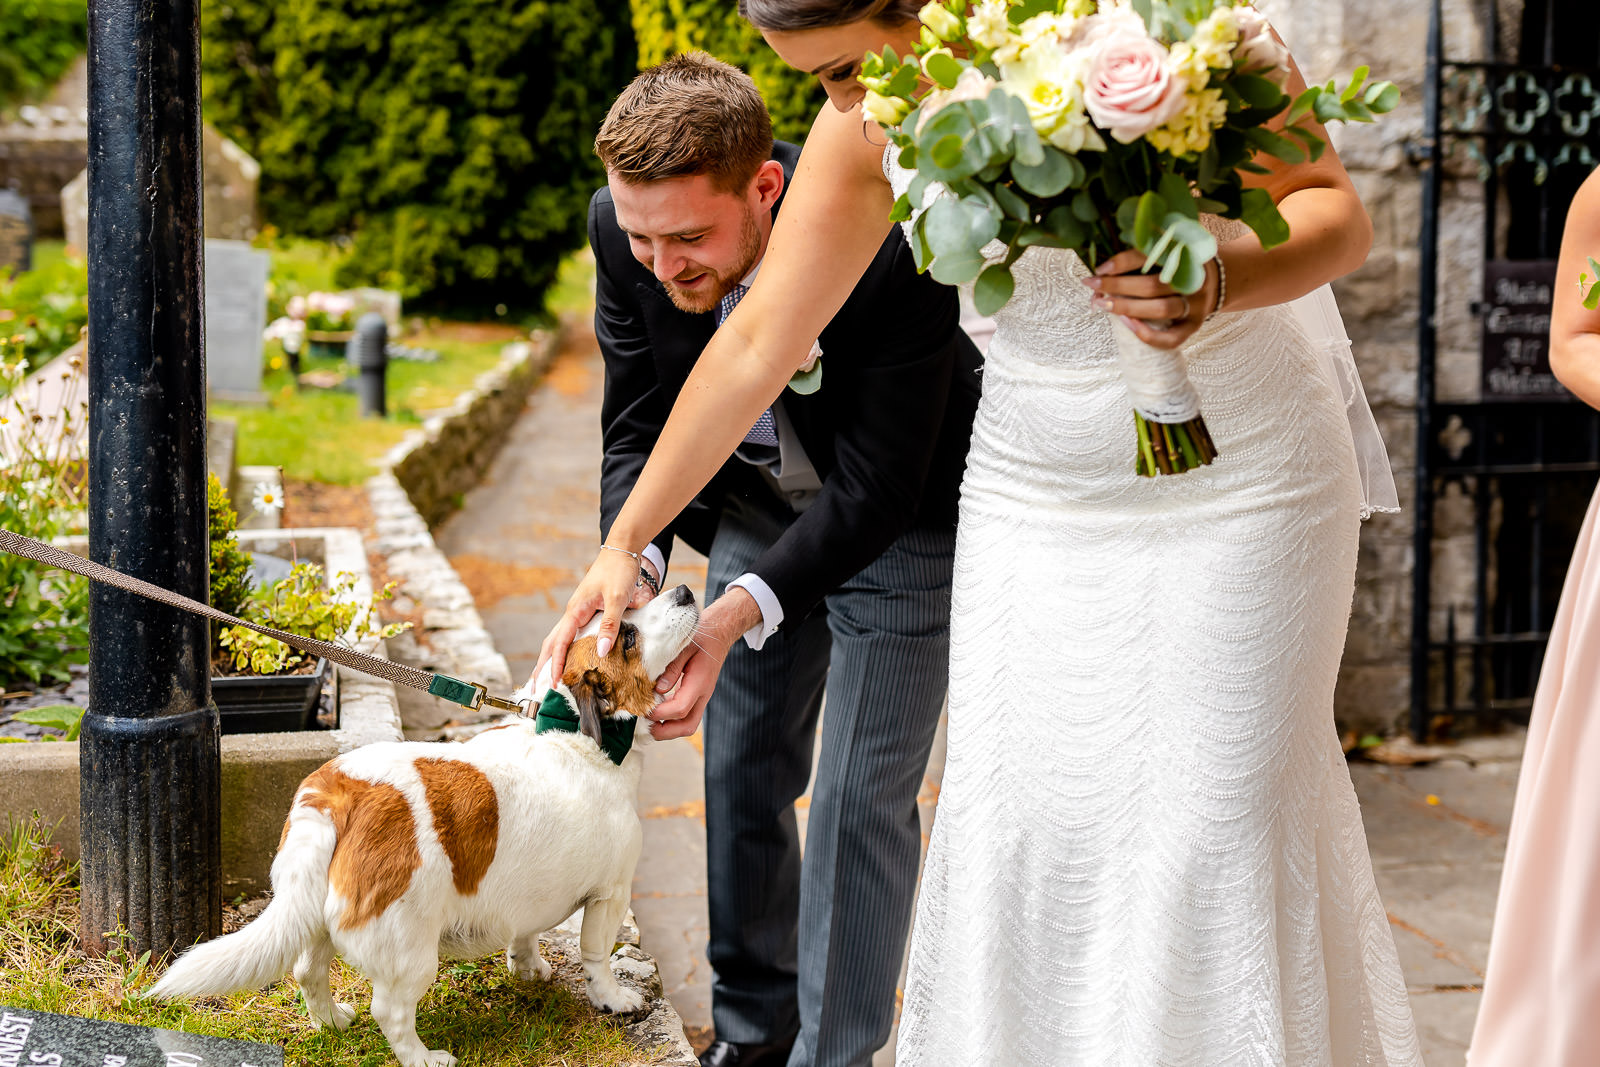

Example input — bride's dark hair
[738,0,922,31]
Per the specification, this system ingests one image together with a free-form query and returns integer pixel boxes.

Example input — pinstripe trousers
[702,492,954,1067]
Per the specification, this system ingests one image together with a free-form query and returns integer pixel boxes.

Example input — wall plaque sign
[1481,258,1568,400]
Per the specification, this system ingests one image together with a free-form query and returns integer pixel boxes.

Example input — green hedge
[0,0,87,113]
[630,0,826,146]
[201,0,637,311]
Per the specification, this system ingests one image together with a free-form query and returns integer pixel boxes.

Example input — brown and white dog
[148,586,700,1067]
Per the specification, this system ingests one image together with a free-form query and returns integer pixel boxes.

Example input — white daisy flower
[251,482,285,514]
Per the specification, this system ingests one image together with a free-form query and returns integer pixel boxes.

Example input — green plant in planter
[0,354,87,690]
[207,474,255,626]
[219,563,408,675]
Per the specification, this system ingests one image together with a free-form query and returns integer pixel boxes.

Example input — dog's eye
[622,626,637,652]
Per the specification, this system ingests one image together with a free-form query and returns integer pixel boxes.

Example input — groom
[589,54,979,1067]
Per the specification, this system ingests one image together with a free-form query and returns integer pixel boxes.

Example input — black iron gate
[1412,0,1600,739]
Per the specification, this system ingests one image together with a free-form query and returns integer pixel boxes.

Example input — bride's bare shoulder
[795,102,895,187]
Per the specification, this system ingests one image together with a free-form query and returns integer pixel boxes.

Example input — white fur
[148,590,700,1067]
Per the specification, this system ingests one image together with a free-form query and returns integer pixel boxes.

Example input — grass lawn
[212,326,521,485]
[0,817,661,1066]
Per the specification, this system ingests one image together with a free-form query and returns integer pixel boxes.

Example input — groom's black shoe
[698,1035,797,1067]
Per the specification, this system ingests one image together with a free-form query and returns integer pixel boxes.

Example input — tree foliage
[629,0,825,145]
[201,0,637,310]
[0,0,87,114]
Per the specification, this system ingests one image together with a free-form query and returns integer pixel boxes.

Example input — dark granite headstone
[0,1006,283,1067]
[0,188,32,275]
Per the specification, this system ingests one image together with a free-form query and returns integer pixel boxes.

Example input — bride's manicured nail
[1082,277,1100,289]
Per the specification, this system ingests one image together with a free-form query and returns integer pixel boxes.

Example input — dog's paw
[586,979,645,1014]
[507,946,552,983]
[327,1002,357,1030]
[422,1052,457,1067]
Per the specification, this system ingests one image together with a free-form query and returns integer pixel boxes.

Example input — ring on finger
[1177,295,1191,320]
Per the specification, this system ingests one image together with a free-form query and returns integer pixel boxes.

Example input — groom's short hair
[595,52,774,193]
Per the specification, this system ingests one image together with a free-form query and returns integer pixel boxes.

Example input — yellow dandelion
[1425,794,1440,806]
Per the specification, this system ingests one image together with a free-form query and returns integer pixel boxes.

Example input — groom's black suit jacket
[591,140,982,626]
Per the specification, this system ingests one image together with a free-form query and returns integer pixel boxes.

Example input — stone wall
[1265,0,1493,734]
[387,332,561,527]
[0,108,85,238]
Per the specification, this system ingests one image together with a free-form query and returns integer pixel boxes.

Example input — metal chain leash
[0,529,525,714]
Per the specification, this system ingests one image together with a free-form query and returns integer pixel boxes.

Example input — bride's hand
[535,548,641,685]
[1084,251,1222,351]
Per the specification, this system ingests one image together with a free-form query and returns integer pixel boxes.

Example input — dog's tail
[147,800,336,999]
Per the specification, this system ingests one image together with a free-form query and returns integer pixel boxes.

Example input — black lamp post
[80,0,221,956]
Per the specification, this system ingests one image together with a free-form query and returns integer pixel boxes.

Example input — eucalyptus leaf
[1158,172,1198,220]
[993,182,1032,221]
[1286,86,1317,125]
[1240,187,1291,249]
[1312,91,1347,124]
[924,195,973,257]
[925,51,963,90]
[788,360,823,395]
[1283,123,1326,162]
[888,193,914,223]
[898,144,918,170]
[887,61,920,98]
[1005,92,1046,167]
[1342,98,1375,122]
[973,263,1016,316]
[911,215,934,271]
[1012,146,1075,197]
[1043,205,1087,247]
[931,134,965,170]
[929,248,987,285]
[1072,190,1101,223]
[1131,192,1166,250]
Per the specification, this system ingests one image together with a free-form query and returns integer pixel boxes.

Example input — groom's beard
[661,208,761,315]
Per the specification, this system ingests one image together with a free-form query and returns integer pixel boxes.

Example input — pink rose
[1083,32,1189,143]
[1234,6,1290,84]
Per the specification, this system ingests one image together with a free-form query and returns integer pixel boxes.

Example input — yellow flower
[1147,86,1228,155]
[1189,6,1240,69]
[1167,41,1213,92]
[918,0,962,41]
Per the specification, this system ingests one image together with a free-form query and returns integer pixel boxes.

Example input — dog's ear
[569,668,612,744]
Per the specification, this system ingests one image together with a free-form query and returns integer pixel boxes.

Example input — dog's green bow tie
[534,689,637,766]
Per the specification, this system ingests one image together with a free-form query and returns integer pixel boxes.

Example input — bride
[541,1,1423,1062]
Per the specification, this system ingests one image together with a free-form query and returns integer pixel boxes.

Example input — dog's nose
[669,584,695,607]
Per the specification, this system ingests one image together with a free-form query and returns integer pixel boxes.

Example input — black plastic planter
[210,657,333,735]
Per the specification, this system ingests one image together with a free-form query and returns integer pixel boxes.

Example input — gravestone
[205,239,272,402]
[0,1006,284,1066]
[59,124,259,253]
[0,187,32,274]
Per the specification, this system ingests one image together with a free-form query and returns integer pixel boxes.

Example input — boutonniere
[788,341,823,395]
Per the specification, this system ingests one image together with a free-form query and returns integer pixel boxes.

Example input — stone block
[1335,663,1411,734]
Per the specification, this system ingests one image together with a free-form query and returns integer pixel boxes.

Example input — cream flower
[993,11,1078,65]
[919,0,962,41]
[864,90,912,127]
[1148,86,1229,156]
[967,0,1012,51]
[1000,46,1104,152]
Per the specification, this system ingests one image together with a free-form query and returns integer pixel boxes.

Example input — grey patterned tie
[718,284,779,447]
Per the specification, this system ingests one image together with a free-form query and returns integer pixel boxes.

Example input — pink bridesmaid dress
[1470,479,1600,1065]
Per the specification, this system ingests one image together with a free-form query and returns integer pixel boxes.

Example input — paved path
[437,322,1518,1066]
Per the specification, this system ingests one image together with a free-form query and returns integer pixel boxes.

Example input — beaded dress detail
[885,150,1423,1066]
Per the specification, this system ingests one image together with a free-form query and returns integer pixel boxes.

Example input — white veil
[1287,284,1401,519]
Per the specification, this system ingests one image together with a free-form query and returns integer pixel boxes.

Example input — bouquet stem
[1133,411,1217,477]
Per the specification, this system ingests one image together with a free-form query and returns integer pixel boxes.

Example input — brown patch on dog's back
[414,757,499,895]
[562,633,658,719]
[289,761,422,930]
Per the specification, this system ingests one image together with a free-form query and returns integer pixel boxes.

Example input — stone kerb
[0,526,403,894]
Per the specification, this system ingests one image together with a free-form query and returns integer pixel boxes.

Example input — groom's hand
[647,587,762,740]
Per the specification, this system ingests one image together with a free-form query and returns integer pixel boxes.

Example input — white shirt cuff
[726,573,784,651]
[641,543,667,587]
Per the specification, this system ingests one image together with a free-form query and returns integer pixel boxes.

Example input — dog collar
[534,689,636,766]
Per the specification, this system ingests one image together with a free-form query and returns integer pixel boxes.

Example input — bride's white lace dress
[887,156,1422,1066]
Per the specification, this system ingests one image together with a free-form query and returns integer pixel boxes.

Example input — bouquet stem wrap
[1111,317,1217,476]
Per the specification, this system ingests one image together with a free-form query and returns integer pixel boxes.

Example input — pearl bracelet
[1207,256,1228,320]
[600,543,642,563]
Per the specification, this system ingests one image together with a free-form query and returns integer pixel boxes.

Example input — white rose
[967,0,1012,51]
[1234,5,1290,82]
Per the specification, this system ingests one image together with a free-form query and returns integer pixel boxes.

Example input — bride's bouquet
[859,0,1398,475]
